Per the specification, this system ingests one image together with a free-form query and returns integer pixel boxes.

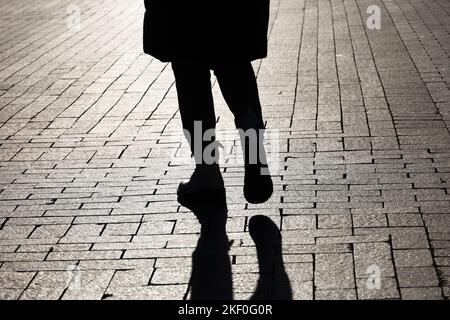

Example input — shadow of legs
[180,195,292,300]
[180,190,233,300]
[249,215,292,300]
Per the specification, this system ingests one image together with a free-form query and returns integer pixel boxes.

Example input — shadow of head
[249,215,292,300]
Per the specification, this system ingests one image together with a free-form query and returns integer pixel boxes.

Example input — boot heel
[244,165,273,204]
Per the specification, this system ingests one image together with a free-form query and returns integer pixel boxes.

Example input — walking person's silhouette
[143,0,273,204]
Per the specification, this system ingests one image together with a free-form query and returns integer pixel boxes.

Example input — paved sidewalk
[1,0,450,300]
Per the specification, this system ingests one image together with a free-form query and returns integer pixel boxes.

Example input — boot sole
[244,187,273,204]
[177,186,226,207]
[244,175,273,204]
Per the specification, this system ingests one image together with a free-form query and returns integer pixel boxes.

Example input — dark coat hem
[143,0,270,64]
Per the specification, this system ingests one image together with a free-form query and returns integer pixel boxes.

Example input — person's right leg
[172,60,224,200]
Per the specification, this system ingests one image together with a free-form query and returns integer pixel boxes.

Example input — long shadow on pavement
[179,190,292,300]
[249,215,292,300]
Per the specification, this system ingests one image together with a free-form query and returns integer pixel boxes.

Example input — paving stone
[104,285,187,300]
[61,270,115,300]
[353,214,387,228]
[315,253,355,290]
[65,224,104,237]
[287,281,314,300]
[397,267,440,288]
[316,289,357,300]
[109,269,153,288]
[138,220,175,235]
[318,214,352,229]
[29,225,71,239]
[393,250,434,268]
[387,214,423,227]
[0,271,35,289]
[20,271,70,300]
[0,289,23,300]
[102,223,139,236]
[1,261,79,272]
[150,267,191,285]
[282,215,316,230]
[391,228,430,249]
[47,250,122,261]
[78,259,155,271]
[356,277,400,300]
[401,287,444,300]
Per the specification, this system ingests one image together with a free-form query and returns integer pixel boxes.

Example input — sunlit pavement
[0,0,449,300]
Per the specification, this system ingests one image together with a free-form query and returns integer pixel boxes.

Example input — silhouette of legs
[172,60,273,203]
[249,215,292,300]
[213,63,273,203]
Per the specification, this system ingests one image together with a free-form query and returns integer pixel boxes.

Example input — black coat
[143,0,270,63]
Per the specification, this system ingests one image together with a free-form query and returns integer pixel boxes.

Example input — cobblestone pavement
[1,0,450,300]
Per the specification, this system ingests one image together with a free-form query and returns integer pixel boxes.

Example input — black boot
[236,113,273,204]
[177,138,225,205]
[177,163,224,202]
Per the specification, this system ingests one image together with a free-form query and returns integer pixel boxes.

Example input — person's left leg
[212,62,265,130]
[212,62,273,204]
